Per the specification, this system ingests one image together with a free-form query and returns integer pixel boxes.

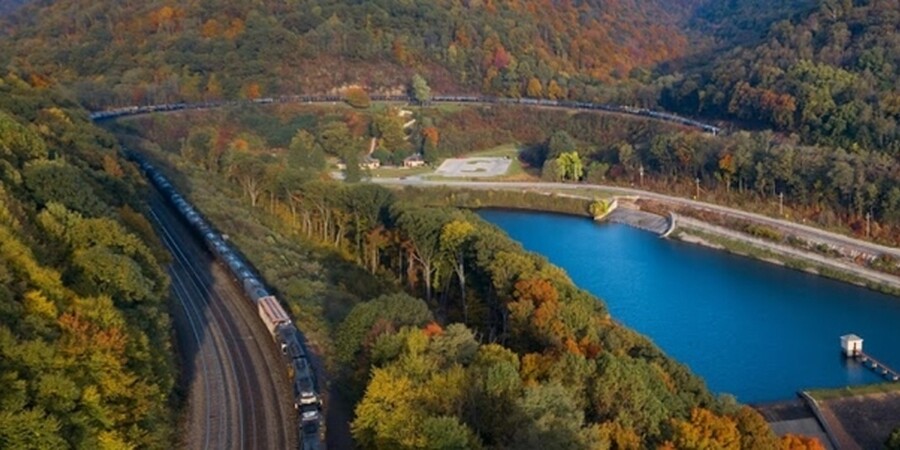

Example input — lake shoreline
[481,209,900,403]
[669,218,900,298]
[385,182,900,297]
[417,186,900,298]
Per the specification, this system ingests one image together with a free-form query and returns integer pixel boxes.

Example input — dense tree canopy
[0,74,176,448]
[665,1,900,153]
[0,0,705,107]
[3,1,896,447]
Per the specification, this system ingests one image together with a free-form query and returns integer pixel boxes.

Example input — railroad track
[150,197,296,449]
[90,94,722,135]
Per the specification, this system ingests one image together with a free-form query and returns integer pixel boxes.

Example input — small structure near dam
[841,334,899,381]
[840,334,863,357]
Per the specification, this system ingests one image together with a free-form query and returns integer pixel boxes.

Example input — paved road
[373,178,900,259]
[149,196,296,450]
[676,215,900,290]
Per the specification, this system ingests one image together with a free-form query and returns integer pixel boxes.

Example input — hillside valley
[2,0,900,449]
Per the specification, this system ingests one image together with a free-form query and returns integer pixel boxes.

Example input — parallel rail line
[89,94,722,135]
[151,206,249,450]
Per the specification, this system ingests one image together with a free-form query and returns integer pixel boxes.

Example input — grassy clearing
[543,187,615,199]
[466,143,521,158]
[422,103,470,114]
[391,186,595,217]
[368,165,433,178]
[807,383,900,401]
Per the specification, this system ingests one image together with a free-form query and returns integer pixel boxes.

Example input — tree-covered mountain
[664,0,900,153]
[0,74,176,448]
[687,0,817,47]
[0,0,704,107]
[7,0,900,157]
[0,0,30,17]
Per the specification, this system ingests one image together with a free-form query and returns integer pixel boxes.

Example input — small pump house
[840,334,863,357]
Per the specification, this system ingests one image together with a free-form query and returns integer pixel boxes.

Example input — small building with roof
[360,155,381,170]
[403,153,426,168]
[840,334,863,357]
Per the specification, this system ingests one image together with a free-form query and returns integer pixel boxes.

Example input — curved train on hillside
[131,155,323,450]
[90,94,721,135]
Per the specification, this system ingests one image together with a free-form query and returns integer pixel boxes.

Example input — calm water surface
[480,210,900,403]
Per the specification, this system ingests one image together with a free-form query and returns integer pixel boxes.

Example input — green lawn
[422,103,472,114]
[368,165,433,178]
[466,143,521,158]
[544,187,615,199]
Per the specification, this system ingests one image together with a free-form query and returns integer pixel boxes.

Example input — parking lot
[434,157,511,178]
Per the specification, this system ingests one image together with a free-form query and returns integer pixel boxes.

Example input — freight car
[130,154,323,449]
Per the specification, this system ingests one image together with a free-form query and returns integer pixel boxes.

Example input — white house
[360,155,381,170]
[403,154,426,168]
[840,334,863,357]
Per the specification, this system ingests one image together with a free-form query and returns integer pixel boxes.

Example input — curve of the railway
[89,94,722,135]
[149,193,298,450]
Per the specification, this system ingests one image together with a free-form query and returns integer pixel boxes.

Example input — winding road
[149,194,296,450]
[373,178,900,260]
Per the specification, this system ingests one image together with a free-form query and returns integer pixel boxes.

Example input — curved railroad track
[150,196,296,449]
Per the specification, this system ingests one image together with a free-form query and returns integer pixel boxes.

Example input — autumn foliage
[1,0,703,107]
[0,75,176,447]
[345,87,372,109]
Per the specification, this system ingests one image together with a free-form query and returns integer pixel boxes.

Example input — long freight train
[132,154,323,450]
[90,94,722,135]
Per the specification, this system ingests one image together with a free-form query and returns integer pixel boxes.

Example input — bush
[745,224,782,242]
[887,427,900,450]
[345,87,371,109]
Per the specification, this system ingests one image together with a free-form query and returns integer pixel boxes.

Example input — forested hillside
[665,1,900,153]
[3,0,899,446]
[0,74,176,448]
[113,108,829,449]
[0,0,702,108]
[687,0,816,47]
[0,0,29,17]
